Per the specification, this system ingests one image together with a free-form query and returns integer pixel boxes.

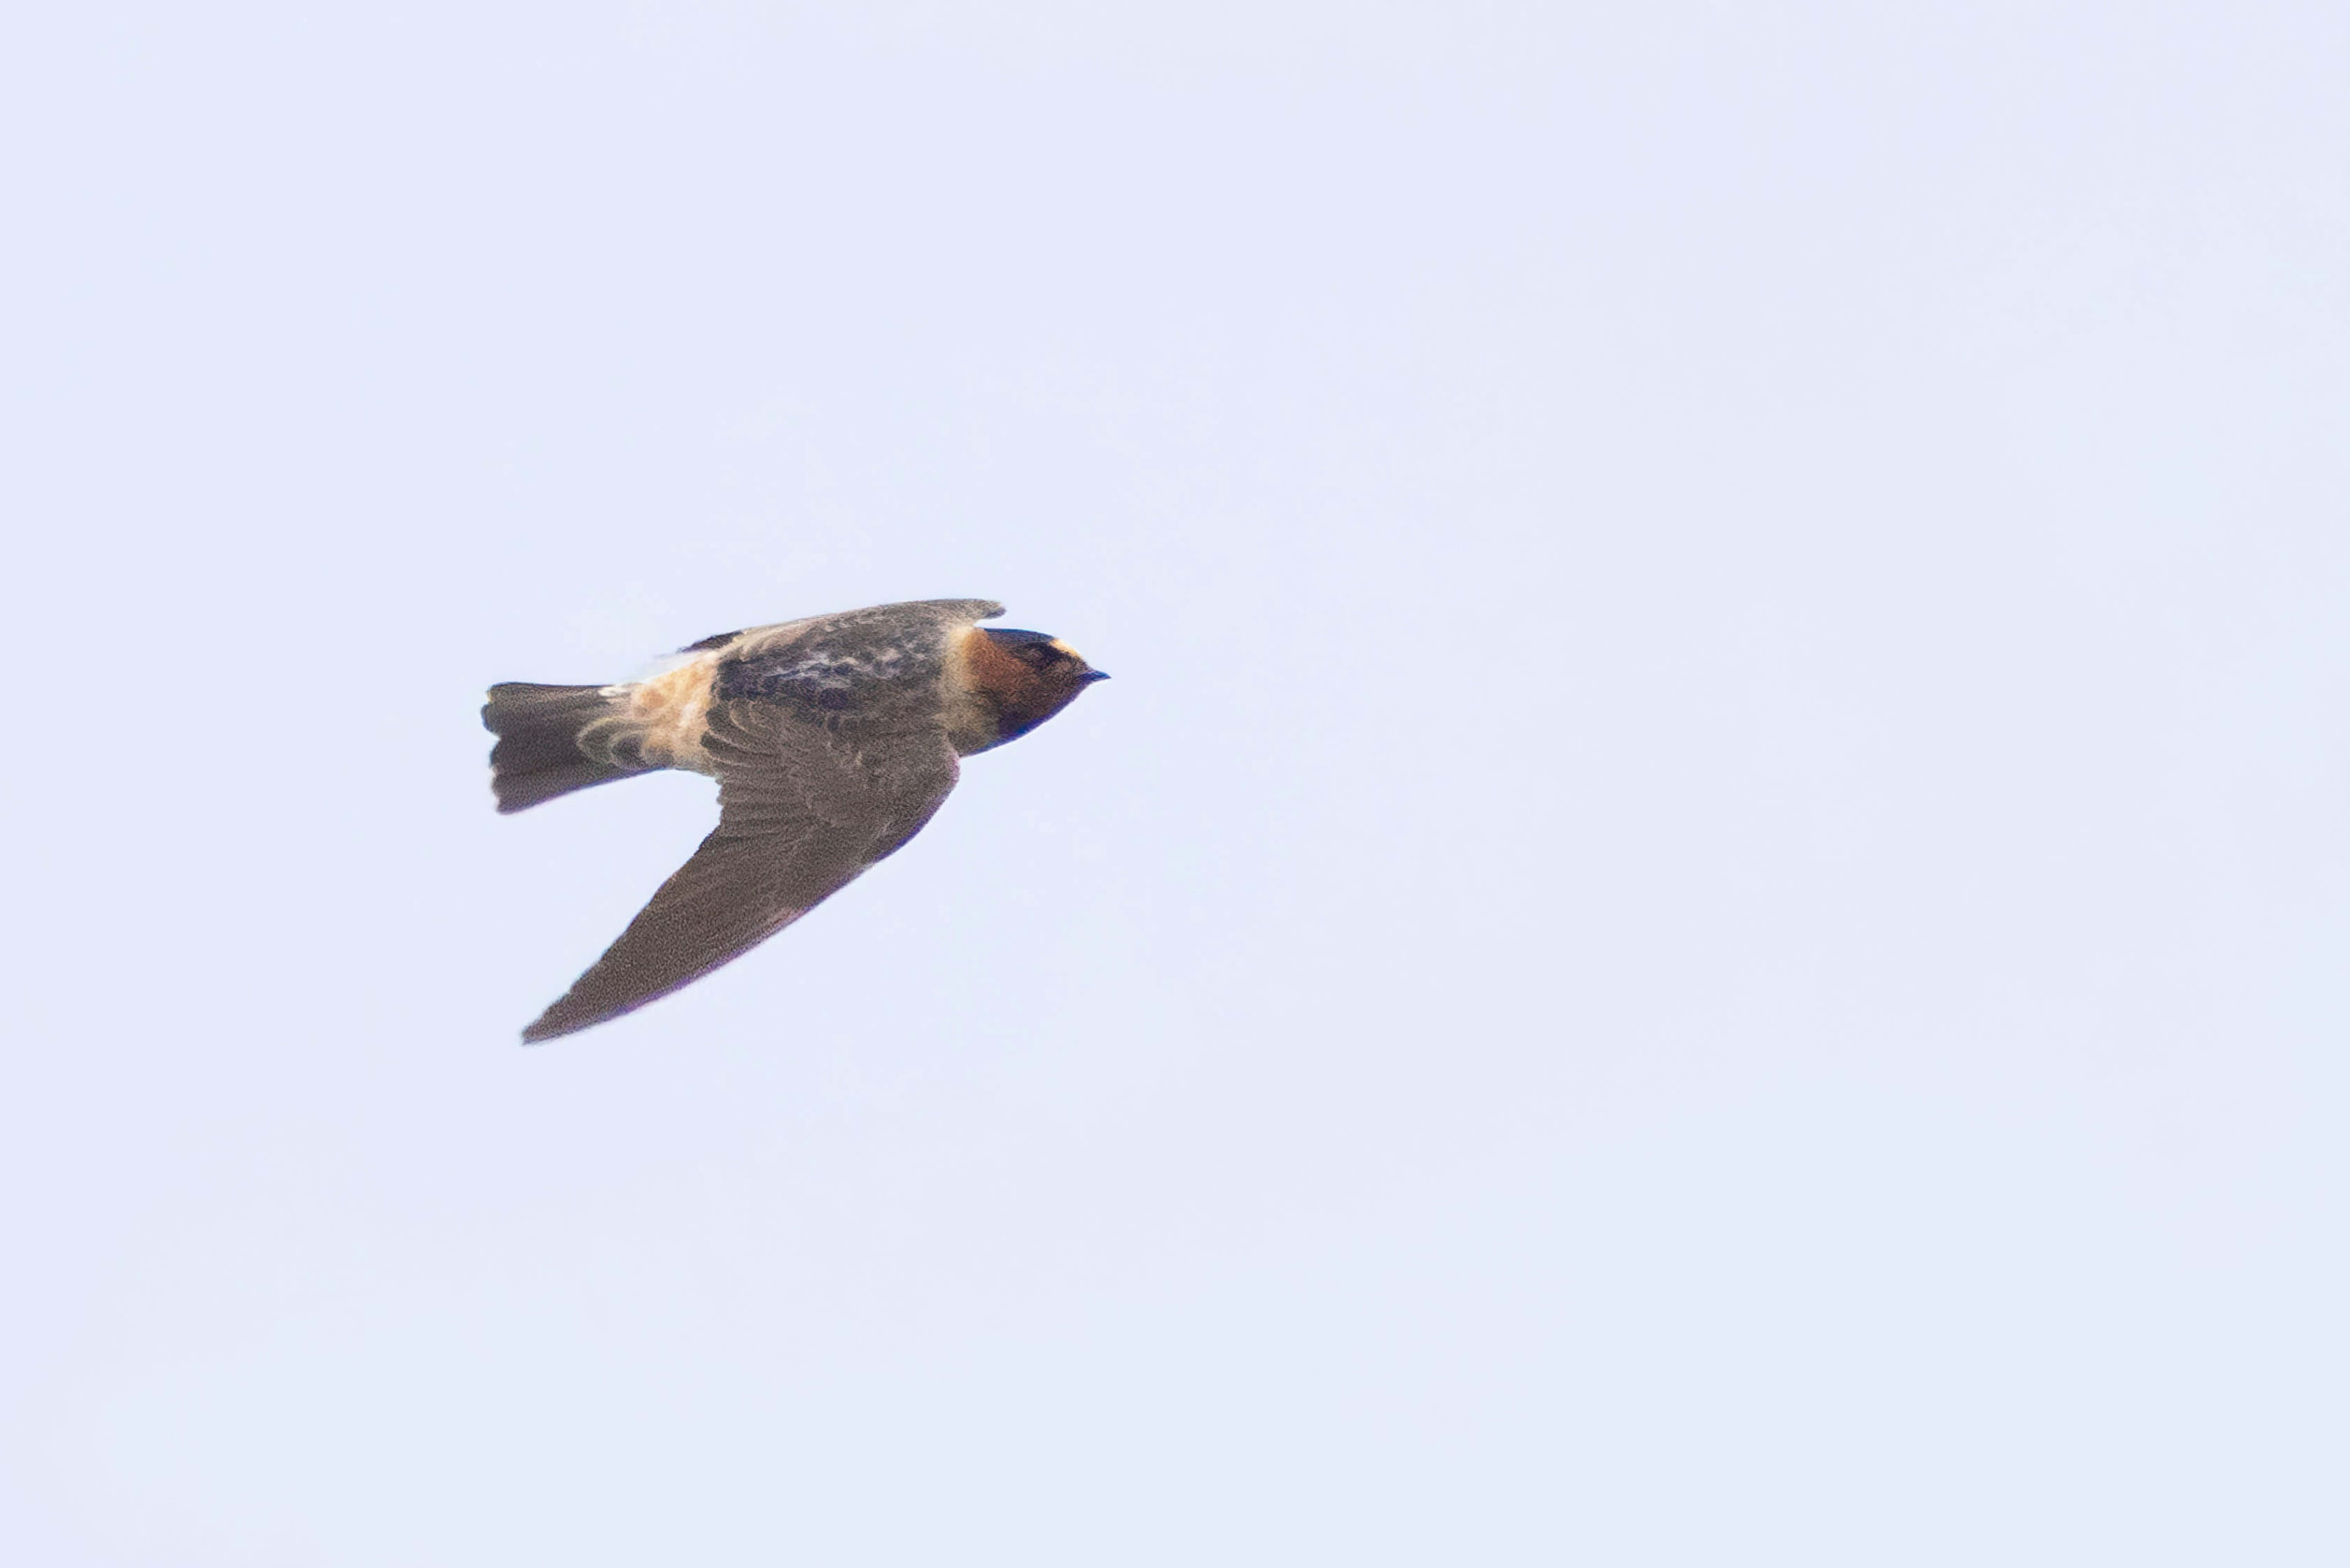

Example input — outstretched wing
[520,700,959,1043]
[715,598,1005,661]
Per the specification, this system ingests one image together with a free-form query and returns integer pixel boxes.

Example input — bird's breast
[941,624,1026,753]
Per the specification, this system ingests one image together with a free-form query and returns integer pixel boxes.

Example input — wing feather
[520,701,958,1042]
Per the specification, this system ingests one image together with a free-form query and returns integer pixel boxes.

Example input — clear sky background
[4,3,2345,1563]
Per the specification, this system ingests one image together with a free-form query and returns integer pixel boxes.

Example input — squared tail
[482,682,646,813]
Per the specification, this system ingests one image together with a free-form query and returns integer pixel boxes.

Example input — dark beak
[1081,669,1111,683]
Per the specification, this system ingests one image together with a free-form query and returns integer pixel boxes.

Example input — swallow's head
[958,627,1109,751]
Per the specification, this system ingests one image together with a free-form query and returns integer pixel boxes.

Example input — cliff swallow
[483,598,1106,1043]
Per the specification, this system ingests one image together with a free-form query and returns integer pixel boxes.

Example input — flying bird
[483,598,1107,1043]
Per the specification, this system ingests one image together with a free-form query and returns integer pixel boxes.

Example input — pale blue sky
[4,3,2345,1563]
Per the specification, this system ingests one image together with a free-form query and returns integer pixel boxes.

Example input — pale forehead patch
[1048,637,1082,660]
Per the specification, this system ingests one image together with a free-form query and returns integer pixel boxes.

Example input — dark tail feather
[482,682,643,813]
